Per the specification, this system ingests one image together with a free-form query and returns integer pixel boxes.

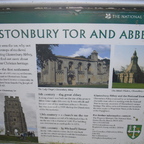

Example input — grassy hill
[0,135,38,143]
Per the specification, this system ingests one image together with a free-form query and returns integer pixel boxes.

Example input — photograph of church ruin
[37,44,110,88]
[112,45,144,88]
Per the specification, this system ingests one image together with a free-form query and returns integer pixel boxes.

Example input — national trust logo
[105,13,112,19]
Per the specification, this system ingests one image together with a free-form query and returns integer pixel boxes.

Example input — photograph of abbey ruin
[0,93,38,142]
[36,44,110,88]
[112,45,144,89]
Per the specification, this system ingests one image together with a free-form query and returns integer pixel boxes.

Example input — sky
[0,93,37,136]
[52,44,110,59]
[113,45,144,71]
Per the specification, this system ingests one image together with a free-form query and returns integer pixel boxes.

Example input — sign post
[0,1,144,144]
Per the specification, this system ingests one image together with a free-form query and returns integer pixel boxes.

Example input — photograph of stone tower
[4,96,27,135]
[0,93,37,137]
[36,44,110,88]
[112,45,144,88]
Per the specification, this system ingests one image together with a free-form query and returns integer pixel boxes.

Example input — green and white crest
[127,125,142,139]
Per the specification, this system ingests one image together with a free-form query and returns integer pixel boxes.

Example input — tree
[36,44,58,69]
[112,68,118,82]
[121,66,126,72]
[87,55,91,59]
[121,65,128,72]
[75,55,86,59]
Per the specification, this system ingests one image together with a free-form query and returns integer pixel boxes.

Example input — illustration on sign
[127,125,142,139]
[36,44,110,88]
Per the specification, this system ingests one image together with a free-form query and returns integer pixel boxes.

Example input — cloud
[20,93,37,135]
[69,47,93,57]
[69,45,110,59]
[83,44,110,51]
[96,45,110,50]
[98,56,110,60]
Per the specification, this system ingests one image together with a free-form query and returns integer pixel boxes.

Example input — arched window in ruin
[58,60,63,70]
[87,63,91,72]
[69,61,73,70]
[98,63,102,73]
[78,62,82,71]
[14,128,18,136]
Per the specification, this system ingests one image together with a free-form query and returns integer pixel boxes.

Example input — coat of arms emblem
[127,125,142,139]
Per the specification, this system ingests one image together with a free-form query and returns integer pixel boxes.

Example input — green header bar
[0,10,144,24]
[1,0,144,8]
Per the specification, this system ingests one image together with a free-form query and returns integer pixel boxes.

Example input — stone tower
[91,50,98,61]
[4,96,27,135]
[125,50,141,73]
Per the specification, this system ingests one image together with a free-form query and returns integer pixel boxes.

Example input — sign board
[0,3,144,144]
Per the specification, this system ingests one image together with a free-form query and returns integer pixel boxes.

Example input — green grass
[0,135,76,144]
[39,84,108,88]
[0,135,38,143]
[112,82,144,89]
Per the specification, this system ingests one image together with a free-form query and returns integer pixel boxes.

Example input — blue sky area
[52,44,110,59]
[113,45,144,71]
